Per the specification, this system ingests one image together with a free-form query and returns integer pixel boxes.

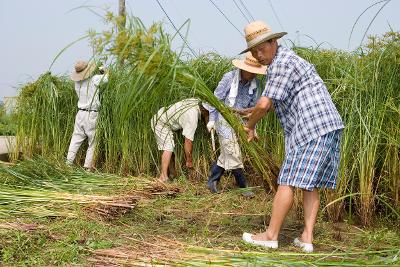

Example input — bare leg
[253,185,294,241]
[159,150,172,182]
[300,189,319,243]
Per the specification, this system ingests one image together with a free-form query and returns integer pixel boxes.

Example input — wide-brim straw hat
[70,60,97,82]
[240,20,287,54]
[232,52,267,75]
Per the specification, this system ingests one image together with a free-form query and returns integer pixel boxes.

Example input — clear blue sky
[1,0,399,100]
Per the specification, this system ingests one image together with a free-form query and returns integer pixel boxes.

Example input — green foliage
[1,231,47,262]
[0,101,17,136]
[12,15,400,225]
[90,13,175,76]
[16,73,76,159]
[0,178,399,266]
[0,115,16,136]
[188,52,233,91]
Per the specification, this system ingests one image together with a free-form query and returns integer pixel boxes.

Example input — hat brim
[70,62,97,82]
[239,32,287,54]
[232,59,267,75]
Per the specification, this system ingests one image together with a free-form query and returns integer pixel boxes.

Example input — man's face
[250,39,277,65]
[240,70,256,82]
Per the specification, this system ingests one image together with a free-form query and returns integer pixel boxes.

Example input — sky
[1,0,399,101]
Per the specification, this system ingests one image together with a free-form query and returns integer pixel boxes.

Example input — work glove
[207,121,215,132]
[98,65,105,74]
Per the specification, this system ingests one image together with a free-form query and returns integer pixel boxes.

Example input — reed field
[0,107,16,136]
[1,14,399,265]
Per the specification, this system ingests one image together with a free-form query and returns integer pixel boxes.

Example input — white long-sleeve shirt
[75,74,108,111]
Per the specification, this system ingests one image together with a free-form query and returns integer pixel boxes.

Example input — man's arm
[244,96,273,141]
[184,138,193,168]
[208,73,231,122]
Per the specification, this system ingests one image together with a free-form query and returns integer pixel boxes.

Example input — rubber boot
[207,163,225,193]
[231,168,247,188]
[232,168,255,198]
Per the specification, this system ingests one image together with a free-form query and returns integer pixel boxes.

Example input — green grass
[0,106,16,136]
[12,14,400,227]
[0,171,399,266]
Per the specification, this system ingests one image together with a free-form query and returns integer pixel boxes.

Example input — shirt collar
[269,45,284,67]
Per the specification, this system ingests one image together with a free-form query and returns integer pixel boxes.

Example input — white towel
[227,69,257,107]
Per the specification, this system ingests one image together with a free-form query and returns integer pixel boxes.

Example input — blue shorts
[278,130,342,191]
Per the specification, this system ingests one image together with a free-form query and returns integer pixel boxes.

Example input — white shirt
[159,98,200,141]
[75,74,108,111]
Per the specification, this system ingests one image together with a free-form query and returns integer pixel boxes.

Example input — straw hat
[240,20,287,54]
[232,52,267,75]
[70,60,97,82]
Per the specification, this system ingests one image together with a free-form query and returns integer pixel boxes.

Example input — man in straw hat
[66,60,108,171]
[240,21,344,252]
[151,98,209,182]
[205,52,267,197]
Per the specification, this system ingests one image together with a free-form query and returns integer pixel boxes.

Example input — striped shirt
[262,46,344,153]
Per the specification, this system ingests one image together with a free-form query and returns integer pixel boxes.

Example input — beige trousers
[66,110,98,168]
[216,134,244,170]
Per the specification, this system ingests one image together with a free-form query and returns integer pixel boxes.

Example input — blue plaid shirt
[209,70,259,139]
[262,46,344,153]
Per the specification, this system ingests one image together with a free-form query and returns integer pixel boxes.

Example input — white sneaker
[242,232,278,249]
[293,237,313,253]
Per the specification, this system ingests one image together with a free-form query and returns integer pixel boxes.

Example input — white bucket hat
[240,20,287,54]
[232,52,267,75]
[70,60,97,82]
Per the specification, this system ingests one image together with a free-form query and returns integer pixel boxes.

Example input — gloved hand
[207,121,215,132]
[98,65,106,74]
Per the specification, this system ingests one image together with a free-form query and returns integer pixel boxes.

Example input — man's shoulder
[169,98,198,112]
[176,97,198,104]
[91,74,102,81]
[222,70,235,80]
[91,74,108,84]
[215,70,235,91]
[271,46,308,72]
[275,46,297,63]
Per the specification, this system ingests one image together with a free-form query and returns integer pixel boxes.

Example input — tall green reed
[15,73,76,160]
[12,15,400,224]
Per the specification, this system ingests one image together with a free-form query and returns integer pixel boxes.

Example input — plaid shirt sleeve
[262,63,293,101]
[209,72,232,121]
